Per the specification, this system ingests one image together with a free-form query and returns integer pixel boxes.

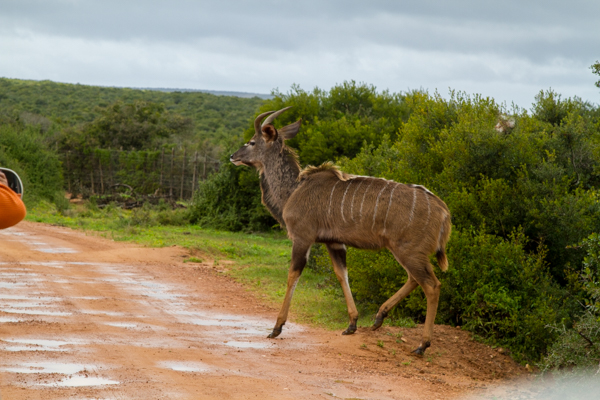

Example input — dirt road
[0,222,526,399]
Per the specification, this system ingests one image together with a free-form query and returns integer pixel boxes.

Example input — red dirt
[0,221,529,399]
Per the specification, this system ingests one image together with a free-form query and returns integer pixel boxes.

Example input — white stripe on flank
[408,188,417,223]
[382,183,399,234]
[350,180,364,221]
[328,181,341,216]
[340,181,353,223]
[359,180,375,221]
[372,182,390,230]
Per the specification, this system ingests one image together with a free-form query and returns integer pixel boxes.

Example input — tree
[85,100,193,150]
[592,60,600,89]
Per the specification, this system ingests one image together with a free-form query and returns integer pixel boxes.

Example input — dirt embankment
[0,221,527,399]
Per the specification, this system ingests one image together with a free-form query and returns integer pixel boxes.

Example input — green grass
[26,201,378,331]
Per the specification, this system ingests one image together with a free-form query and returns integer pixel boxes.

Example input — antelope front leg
[326,243,359,335]
[268,242,311,339]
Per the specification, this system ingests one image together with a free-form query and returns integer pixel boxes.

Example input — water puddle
[0,309,72,316]
[104,322,137,328]
[0,302,50,308]
[0,282,26,289]
[159,361,211,373]
[4,362,86,374]
[81,310,124,317]
[0,230,77,253]
[223,341,270,349]
[1,338,80,352]
[189,318,242,327]
[0,317,23,323]
[41,376,119,387]
[0,230,28,236]
[0,295,56,301]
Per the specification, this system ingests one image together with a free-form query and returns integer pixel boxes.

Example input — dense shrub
[541,233,600,371]
[308,229,566,362]
[189,159,275,232]
[0,123,63,206]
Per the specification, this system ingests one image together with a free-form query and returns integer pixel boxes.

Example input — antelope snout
[230,154,243,166]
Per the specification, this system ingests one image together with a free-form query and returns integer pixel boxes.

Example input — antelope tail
[436,214,452,272]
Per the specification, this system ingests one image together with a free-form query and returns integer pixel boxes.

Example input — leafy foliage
[0,77,264,149]
[189,159,274,232]
[541,233,600,371]
[0,122,63,206]
[592,60,600,89]
[75,100,193,150]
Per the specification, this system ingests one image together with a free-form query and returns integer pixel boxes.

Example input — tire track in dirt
[0,222,524,399]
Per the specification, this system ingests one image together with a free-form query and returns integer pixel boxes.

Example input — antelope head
[230,106,302,171]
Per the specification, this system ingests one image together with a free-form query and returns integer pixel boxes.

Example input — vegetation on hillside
[0,77,264,150]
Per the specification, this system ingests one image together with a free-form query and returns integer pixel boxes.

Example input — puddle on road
[41,376,120,387]
[3,362,87,374]
[0,229,78,254]
[0,282,26,289]
[0,302,52,308]
[36,247,78,253]
[0,317,24,323]
[189,318,242,327]
[0,295,57,301]
[81,310,125,317]
[159,361,211,373]
[1,338,80,352]
[1,360,111,387]
[22,261,66,268]
[223,341,270,349]
[104,322,137,328]
[1,309,72,316]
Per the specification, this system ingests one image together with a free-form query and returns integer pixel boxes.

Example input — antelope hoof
[371,312,387,331]
[267,327,283,339]
[411,341,431,356]
[342,323,357,335]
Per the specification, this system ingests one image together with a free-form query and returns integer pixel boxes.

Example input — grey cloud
[1,0,598,64]
[0,0,598,108]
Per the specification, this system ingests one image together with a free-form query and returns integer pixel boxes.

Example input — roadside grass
[26,201,380,331]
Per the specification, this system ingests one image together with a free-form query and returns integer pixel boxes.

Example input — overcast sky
[1,0,598,109]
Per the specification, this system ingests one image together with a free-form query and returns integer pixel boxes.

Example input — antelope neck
[259,148,301,226]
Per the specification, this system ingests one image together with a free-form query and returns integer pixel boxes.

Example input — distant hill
[0,77,266,146]
[135,87,273,100]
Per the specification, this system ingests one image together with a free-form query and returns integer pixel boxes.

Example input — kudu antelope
[230,107,451,355]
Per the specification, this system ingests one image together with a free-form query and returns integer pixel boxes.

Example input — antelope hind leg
[268,242,310,338]
[372,275,418,330]
[326,243,358,335]
[411,277,441,355]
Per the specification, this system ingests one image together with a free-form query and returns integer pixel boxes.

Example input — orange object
[0,183,26,229]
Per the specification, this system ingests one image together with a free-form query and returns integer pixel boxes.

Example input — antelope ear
[261,124,278,142]
[278,119,302,140]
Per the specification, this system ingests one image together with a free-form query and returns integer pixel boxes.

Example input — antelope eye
[249,141,256,146]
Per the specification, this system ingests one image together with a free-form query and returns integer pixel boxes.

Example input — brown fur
[230,108,452,354]
[298,162,351,182]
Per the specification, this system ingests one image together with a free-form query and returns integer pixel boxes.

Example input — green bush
[189,160,275,232]
[541,233,600,371]
[0,123,63,206]
[334,228,566,361]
